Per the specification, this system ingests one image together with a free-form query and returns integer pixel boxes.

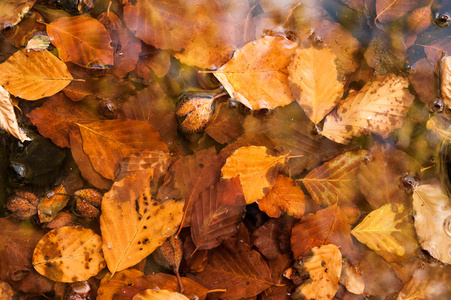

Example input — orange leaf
[77,119,168,180]
[0,86,29,142]
[0,0,37,28]
[204,101,244,144]
[100,171,183,274]
[133,289,189,300]
[47,16,113,68]
[37,185,70,223]
[214,36,297,110]
[97,269,144,300]
[191,177,246,250]
[258,175,305,218]
[0,49,73,100]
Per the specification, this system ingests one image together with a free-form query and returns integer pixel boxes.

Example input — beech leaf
[32,226,105,283]
[0,0,37,28]
[0,86,29,142]
[321,74,415,144]
[0,49,73,100]
[288,46,344,124]
[133,289,190,300]
[441,56,451,108]
[214,36,297,110]
[100,171,183,274]
[221,146,287,204]
[37,185,70,223]
[47,16,114,68]
[97,269,144,300]
[412,182,451,264]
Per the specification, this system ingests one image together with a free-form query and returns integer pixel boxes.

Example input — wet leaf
[133,289,189,300]
[97,269,144,300]
[0,0,37,28]
[26,34,51,51]
[406,0,433,34]
[340,258,365,295]
[32,225,105,282]
[116,150,171,184]
[214,36,297,110]
[136,50,171,79]
[288,46,344,124]
[427,114,451,141]
[77,119,168,180]
[321,74,415,144]
[0,86,29,142]
[376,0,424,24]
[204,101,244,144]
[252,219,285,260]
[260,254,292,300]
[191,177,246,251]
[441,56,451,108]
[3,11,46,48]
[221,146,286,204]
[351,203,418,263]
[0,49,73,100]
[294,244,342,300]
[258,175,305,218]
[100,171,183,274]
[37,185,70,223]
[409,58,437,105]
[189,238,274,300]
[291,204,355,260]
[412,182,451,264]
[153,236,183,271]
[47,16,113,68]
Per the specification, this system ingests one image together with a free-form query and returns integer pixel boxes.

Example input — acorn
[6,191,39,220]
[74,189,103,218]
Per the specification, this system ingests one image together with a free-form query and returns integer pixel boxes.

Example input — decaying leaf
[204,101,244,144]
[0,49,73,100]
[288,46,344,124]
[221,146,286,204]
[258,175,305,218]
[47,16,114,68]
[441,56,451,108]
[351,203,418,263]
[32,226,105,282]
[0,0,37,28]
[37,185,70,223]
[340,258,365,295]
[214,36,297,110]
[100,171,183,274]
[0,86,29,142]
[412,182,451,264]
[97,269,144,300]
[294,244,342,300]
[191,177,246,250]
[133,289,189,300]
[26,34,51,51]
[427,114,451,141]
[322,74,414,144]
[116,150,171,184]
[376,0,425,24]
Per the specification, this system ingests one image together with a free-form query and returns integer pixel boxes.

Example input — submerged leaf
[0,0,37,28]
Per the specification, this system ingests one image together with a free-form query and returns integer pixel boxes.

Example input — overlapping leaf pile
[2,0,451,299]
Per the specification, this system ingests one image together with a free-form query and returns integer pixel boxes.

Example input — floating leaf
[97,269,144,300]
[288,46,344,124]
[0,0,37,28]
[47,16,113,68]
[77,119,168,180]
[376,0,424,24]
[412,182,451,264]
[258,175,305,218]
[0,49,73,100]
[0,86,29,142]
[37,185,70,223]
[214,36,297,110]
[100,171,183,274]
[321,74,415,144]
[221,146,286,204]
[32,226,105,283]
[441,56,451,108]
[351,203,418,263]
[191,177,246,251]
[133,289,189,300]
[294,244,342,300]
[427,114,451,141]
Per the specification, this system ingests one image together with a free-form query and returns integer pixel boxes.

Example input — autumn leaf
[100,171,183,274]
[47,16,114,68]
[221,146,286,204]
[376,0,425,24]
[32,226,105,282]
[0,49,73,100]
[409,58,437,105]
[412,182,451,264]
[0,86,29,142]
[214,36,297,110]
[189,238,274,300]
[288,46,344,124]
[191,177,246,251]
[321,74,415,144]
[351,203,418,263]
[0,0,37,28]
[97,269,144,300]
[77,119,168,180]
[204,101,244,144]
[340,258,365,295]
[441,56,451,108]
[427,114,451,141]
[252,219,285,260]
[294,244,342,300]
[133,289,189,300]
[37,185,70,223]
[258,175,305,218]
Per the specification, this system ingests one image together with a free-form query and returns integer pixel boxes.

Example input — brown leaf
[37,185,70,223]
[441,56,451,108]
[288,46,344,124]
[376,0,425,24]
[260,254,292,300]
[204,101,244,144]
[32,225,105,282]
[340,258,365,295]
[133,289,189,300]
[252,219,285,260]
[322,74,415,144]
[0,0,37,28]
[258,175,305,218]
[221,146,286,204]
[0,86,29,142]
[2,11,46,48]
[406,0,433,34]
[47,16,113,68]
[291,204,355,260]
[97,269,144,300]
[189,238,274,300]
[77,119,168,180]
[409,57,437,105]
[0,49,73,100]
[191,177,246,251]
[136,50,172,80]
[153,236,183,271]
[214,36,297,110]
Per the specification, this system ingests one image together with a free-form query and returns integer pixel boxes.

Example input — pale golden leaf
[288,46,344,124]
[340,258,365,295]
[132,289,190,300]
[0,86,29,142]
[442,56,451,108]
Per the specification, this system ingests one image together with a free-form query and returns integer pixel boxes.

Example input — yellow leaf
[100,171,183,274]
[0,86,29,142]
[441,56,451,108]
[288,46,344,124]
[321,74,414,144]
[214,36,297,110]
[412,182,451,264]
[32,226,105,283]
[351,203,418,262]
[133,289,190,300]
[0,49,73,100]
[426,114,451,141]
[221,146,286,204]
